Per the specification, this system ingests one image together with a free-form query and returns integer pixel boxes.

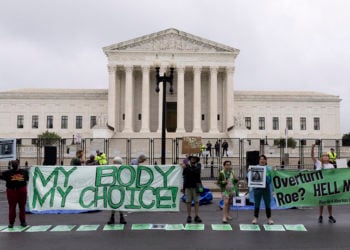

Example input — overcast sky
[0,0,349,133]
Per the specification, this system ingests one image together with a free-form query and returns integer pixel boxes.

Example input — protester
[182,155,203,223]
[107,156,127,225]
[312,144,336,223]
[217,160,238,223]
[130,153,147,165]
[85,154,98,165]
[70,149,85,166]
[251,155,274,225]
[222,140,229,157]
[328,148,337,168]
[95,150,107,165]
[0,159,29,228]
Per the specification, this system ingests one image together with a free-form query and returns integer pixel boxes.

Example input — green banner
[272,168,350,207]
[28,165,183,212]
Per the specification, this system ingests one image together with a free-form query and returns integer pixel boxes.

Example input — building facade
[0,28,342,140]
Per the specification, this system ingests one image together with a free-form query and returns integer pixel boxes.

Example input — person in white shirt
[311,144,336,223]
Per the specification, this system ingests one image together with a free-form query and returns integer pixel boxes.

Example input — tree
[37,131,61,146]
[273,138,297,149]
[342,133,350,146]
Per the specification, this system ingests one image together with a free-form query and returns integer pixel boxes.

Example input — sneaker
[107,216,115,225]
[20,222,27,227]
[328,216,336,223]
[186,216,192,223]
[119,216,127,225]
[222,218,228,224]
[8,224,14,229]
[267,218,274,225]
[227,216,233,220]
[318,216,323,223]
[252,217,258,224]
[194,216,202,223]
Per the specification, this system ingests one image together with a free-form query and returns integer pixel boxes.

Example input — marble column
[176,66,185,133]
[209,66,219,133]
[140,65,150,133]
[107,65,117,131]
[123,65,133,133]
[192,66,202,133]
[225,67,235,131]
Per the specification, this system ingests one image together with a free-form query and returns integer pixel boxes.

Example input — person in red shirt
[0,159,29,228]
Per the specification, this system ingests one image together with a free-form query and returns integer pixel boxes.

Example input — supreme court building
[0,28,342,141]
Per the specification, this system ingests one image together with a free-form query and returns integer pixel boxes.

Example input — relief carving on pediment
[118,34,227,52]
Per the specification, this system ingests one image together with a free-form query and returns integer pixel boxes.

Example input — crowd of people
[0,146,345,228]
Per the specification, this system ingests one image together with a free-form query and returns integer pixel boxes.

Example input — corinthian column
[107,65,117,131]
[176,66,185,133]
[225,67,235,131]
[140,65,150,133]
[123,65,133,133]
[209,66,219,133]
[192,66,202,133]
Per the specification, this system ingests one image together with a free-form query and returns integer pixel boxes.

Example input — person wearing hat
[95,150,107,165]
[182,155,203,223]
[0,159,29,228]
[107,156,127,225]
[328,148,337,168]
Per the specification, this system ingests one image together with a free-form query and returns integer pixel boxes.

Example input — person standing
[70,149,85,166]
[251,155,274,225]
[206,141,212,157]
[85,154,98,165]
[130,153,147,165]
[107,156,127,225]
[182,155,203,223]
[222,140,229,157]
[217,160,238,223]
[215,140,220,157]
[327,148,337,168]
[312,144,336,223]
[0,160,29,228]
[95,150,107,165]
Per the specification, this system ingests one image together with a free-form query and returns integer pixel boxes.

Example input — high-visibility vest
[328,151,337,162]
[95,153,107,165]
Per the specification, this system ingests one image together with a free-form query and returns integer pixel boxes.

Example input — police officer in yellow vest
[95,150,107,165]
[328,148,337,168]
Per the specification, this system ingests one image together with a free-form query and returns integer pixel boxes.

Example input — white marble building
[0,28,342,140]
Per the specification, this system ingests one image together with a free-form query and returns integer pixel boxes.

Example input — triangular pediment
[103,28,239,54]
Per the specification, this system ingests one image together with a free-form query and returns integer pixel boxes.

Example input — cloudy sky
[0,0,349,133]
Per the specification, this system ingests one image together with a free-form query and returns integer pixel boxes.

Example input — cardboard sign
[182,137,201,154]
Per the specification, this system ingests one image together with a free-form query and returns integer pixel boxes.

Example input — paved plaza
[1,191,350,250]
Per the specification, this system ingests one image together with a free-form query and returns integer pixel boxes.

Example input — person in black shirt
[182,155,203,223]
[0,159,29,228]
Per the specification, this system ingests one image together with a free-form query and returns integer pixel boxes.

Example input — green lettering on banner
[124,187,141,209]
[108,186,125,209]
[155,187,173,209]
[57,186,73,207]
[95,166,117,187]
[33,167,59,187]
[58,167,77,187]
[79,187,96,208]
[154,165,175,187]
[94,186,108,208]
[139,187,155,209]
[136,166,154,188]
[32,187,55,208]
[117,165,136,187]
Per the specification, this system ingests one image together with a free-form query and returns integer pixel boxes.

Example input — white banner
[28,165,183,212]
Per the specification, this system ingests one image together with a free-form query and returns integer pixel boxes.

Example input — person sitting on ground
[107,156,127,225]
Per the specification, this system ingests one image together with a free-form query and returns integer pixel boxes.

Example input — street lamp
[155,64,174,165]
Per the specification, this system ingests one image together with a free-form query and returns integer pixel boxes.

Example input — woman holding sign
[311,144,336,223]
[251,155,274,225]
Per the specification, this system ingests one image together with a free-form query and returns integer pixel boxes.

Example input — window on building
[245,117,251,130]
[217,114,220,121]
[90,116,97,129]
[32,115,39,129]
[314,117,320,130]
[76,116,83,129]
[47,115,53,129]
[259,117,265,130]
[272,117,279,130]
[61,116,68,129]
[201,114,205,120]
[138,114,142,120]
[287,117,293,130]
[300,117,306,130]
[17,115,24,129]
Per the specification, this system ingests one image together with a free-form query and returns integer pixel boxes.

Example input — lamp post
[155,66,174,165]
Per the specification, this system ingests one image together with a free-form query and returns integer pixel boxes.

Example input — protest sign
[248,166,266,188]
[272,168,350,207]
[182,137,201,154]
[28,165,183,212]
[0,138,16,161]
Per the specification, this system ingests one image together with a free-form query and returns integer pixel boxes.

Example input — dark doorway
[166,102,177,132]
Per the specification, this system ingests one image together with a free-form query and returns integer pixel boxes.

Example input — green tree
[342,133,350,146]
[38,131,61,145]
[273,138,297,149]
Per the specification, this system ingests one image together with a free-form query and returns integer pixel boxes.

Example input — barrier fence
[1,137,349,184]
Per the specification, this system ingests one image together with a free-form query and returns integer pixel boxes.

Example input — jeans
[253,186,271,218]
